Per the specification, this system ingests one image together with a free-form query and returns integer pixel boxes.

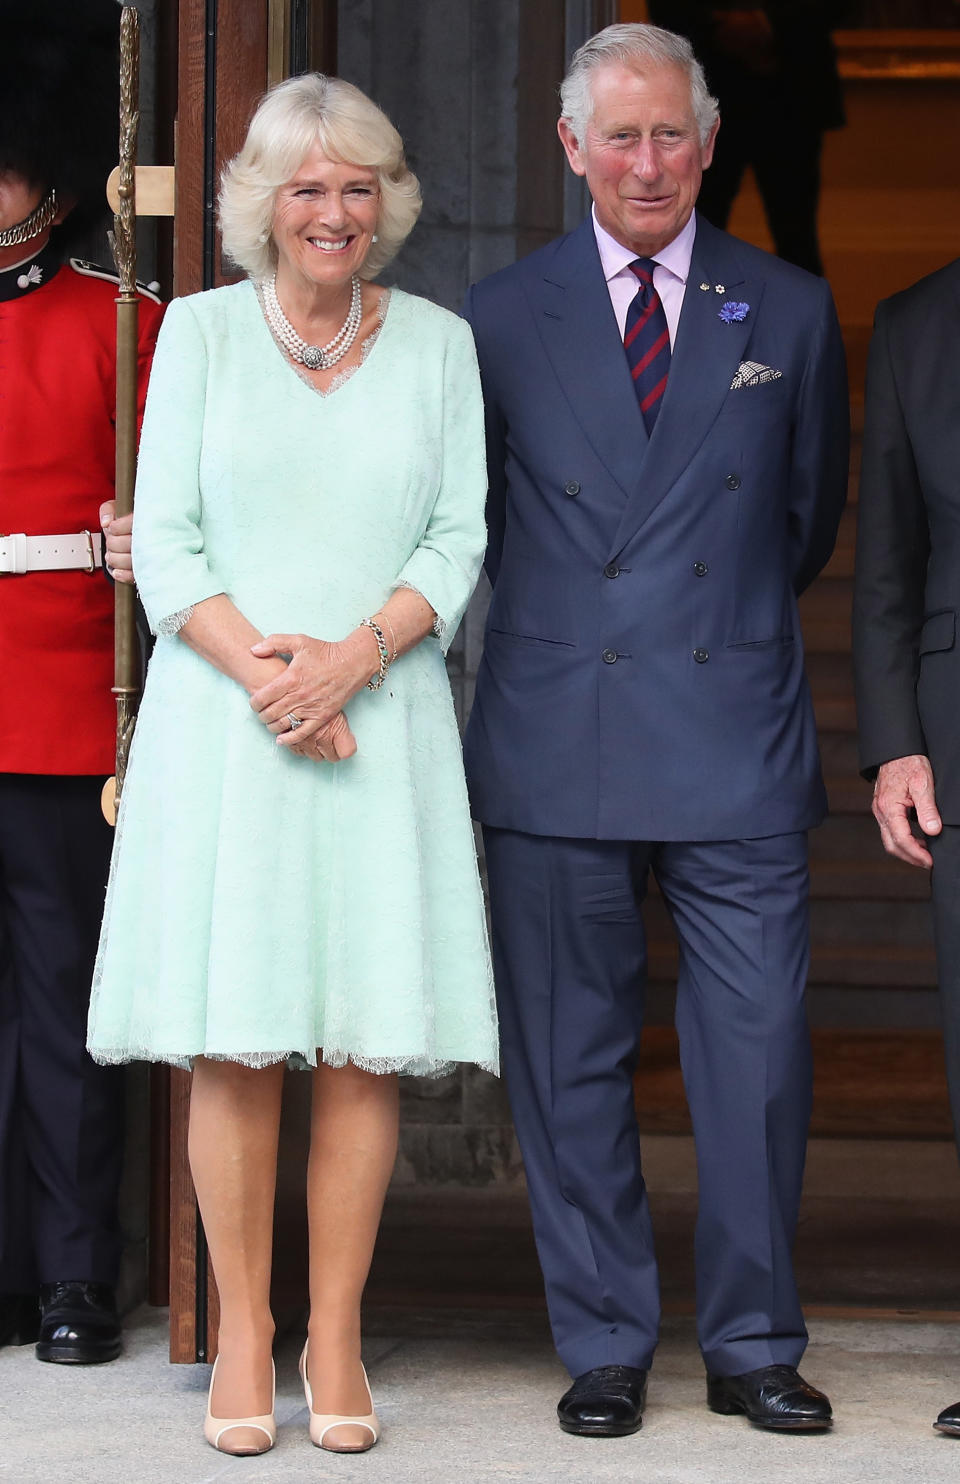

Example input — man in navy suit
[463,22,847,1436]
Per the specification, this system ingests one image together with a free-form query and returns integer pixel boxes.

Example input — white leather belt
[0,531,103,575]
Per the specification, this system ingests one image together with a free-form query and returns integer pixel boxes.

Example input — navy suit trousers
[483,826,812,1378]
[0,774,124,1289]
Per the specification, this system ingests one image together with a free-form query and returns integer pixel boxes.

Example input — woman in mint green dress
[87,74,497,1458]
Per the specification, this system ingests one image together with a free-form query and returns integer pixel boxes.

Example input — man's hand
[99,500,135,585]
[872,754,942,868]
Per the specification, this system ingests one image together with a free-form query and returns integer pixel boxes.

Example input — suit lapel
[527,218,648,503]
[608,217,763,558]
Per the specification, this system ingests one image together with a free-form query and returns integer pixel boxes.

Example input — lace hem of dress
[88,1045,498,1078]
[394,579,445,641]
[253,281,390,399]
[156,604,197,635]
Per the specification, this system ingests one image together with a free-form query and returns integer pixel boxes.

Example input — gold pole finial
[114,5,140,296]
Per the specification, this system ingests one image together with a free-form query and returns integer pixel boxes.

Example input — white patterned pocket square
[730,360,783,390]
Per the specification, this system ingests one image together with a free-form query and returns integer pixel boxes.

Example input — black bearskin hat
[0,0,121,254]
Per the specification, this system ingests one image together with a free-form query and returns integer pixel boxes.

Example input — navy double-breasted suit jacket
[463,213,849,842]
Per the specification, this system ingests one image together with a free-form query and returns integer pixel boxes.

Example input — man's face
[0,172,44,233]
[558,61,718,258]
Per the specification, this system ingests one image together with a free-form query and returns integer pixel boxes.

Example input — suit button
[724,473,741,490]
[603,562,620,579]
[602,648,618,664]
[693,648,709,663]
[564,481,581,497]
[693,561,708,577]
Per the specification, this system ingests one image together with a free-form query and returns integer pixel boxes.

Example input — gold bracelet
[373,609,399,662]
[360,617,389,690]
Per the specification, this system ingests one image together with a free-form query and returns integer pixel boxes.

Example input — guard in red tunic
[0,0,164,1362]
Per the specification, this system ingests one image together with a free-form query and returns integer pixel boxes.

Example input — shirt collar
[592,203,697,286]
[0,240,63,303]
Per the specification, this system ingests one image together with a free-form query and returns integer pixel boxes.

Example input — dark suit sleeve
[462,283,507,588]
[788,277,848,596]
[852,300,931,777]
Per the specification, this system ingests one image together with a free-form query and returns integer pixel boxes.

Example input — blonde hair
[219,73,422,280]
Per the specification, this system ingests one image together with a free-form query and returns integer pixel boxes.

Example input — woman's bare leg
[188,1057,285,1445]
[306,1060,399,1446]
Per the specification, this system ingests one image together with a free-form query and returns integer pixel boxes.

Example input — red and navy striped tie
[624,257,670,433]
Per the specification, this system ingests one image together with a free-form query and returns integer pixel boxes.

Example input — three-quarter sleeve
[131,297,226,635]
[392,317,487,654]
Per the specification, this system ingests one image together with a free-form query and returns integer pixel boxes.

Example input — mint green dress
[87,282,498,1077]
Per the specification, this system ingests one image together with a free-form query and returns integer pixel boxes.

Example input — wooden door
[165,0,335,1363]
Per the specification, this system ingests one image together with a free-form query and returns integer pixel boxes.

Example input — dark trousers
[0,774,124,1289]
[483,827,813,1379]
[698,96,824,278]
[929,827,960,1157]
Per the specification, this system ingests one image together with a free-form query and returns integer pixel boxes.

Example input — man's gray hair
[560,23,719,146]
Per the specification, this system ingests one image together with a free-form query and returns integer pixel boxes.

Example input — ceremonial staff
[104,4,140,825]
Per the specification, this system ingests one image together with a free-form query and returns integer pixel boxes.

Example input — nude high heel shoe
[204,1354,277,1455]
[299,1341,380,1452]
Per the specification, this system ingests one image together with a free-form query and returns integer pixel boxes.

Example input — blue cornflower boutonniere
[719,301,750,324]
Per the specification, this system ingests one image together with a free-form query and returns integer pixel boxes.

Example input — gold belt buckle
[82,529,97,574]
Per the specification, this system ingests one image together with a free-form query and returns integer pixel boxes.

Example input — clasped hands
[248,628,380,764]
[99,502,378,766]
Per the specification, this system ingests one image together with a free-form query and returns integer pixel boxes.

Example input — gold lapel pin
[699,282,710,291]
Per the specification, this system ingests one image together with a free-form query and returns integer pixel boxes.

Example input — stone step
[811,941,937,988]
[814,694,857,732]
[810,815,933,895]
[644,844,925,901]
[811,898,933,945]
[821,505,858,579]
[819,728,863,781]
[644,893,933,949]
[809,856,932,902]
[825,774,871,813]
[646,935,937,988]
[810,810,893,861]
[631,1024,954,1140]
[799,576,852,653]
[806,651,857,732]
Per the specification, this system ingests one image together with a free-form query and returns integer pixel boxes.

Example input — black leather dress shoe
[707,1364,832,1431]
[557,1365,648,1436]
[36,1281,121,1364]
[934,1401,960,1435]
[0,1292,40,1347]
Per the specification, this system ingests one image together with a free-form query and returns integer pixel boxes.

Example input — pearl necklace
[262,273,362,370]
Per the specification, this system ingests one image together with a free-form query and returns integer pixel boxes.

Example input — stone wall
[335,0,602,1185]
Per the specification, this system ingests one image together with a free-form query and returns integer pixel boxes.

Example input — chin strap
[0,188,58,249]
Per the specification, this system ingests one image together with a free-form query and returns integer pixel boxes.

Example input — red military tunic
[0,250,164,774]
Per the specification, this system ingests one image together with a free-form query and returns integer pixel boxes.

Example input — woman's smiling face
[271,142,380,293]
